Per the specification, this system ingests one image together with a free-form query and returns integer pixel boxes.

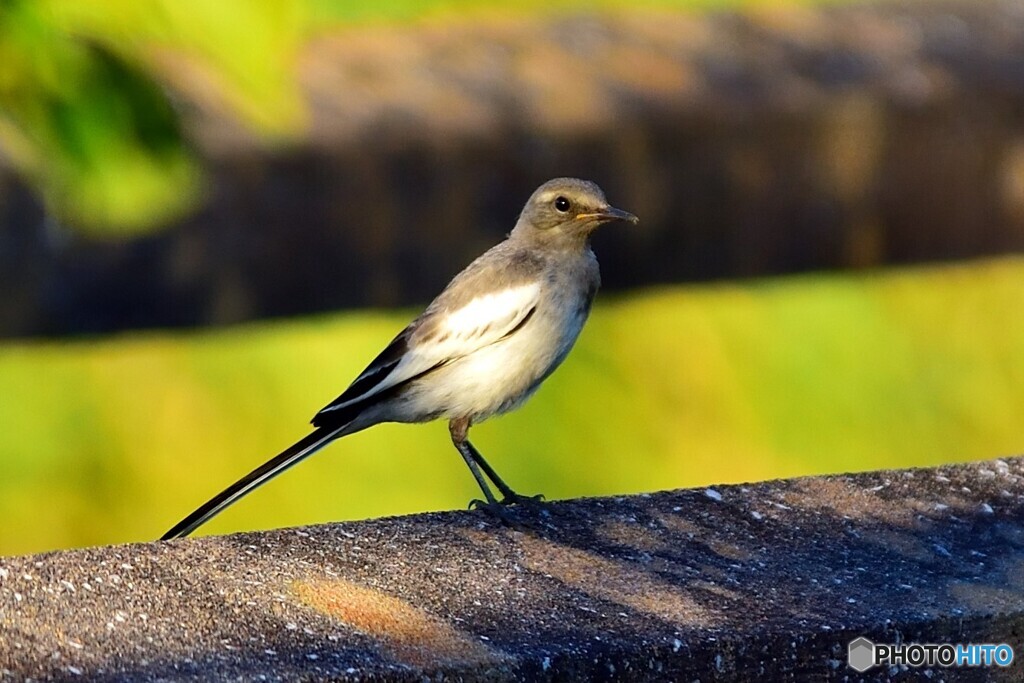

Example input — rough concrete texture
[2,457,1023,681]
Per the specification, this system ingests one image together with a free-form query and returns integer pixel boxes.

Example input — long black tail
[162,425,347,540]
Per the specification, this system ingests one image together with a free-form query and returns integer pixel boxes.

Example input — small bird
[162,178,638,539]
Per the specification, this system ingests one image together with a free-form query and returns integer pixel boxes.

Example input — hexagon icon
[848,637,875,672]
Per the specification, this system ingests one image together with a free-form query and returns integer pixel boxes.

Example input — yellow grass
[1,257,1022,556]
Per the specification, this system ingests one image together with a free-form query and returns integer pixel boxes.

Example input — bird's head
[512,178,638,246]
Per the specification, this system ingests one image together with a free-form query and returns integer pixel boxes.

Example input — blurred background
[1,0,1023,556]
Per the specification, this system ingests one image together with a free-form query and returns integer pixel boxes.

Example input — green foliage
[0,0,306,234]
[0,257,1021,556]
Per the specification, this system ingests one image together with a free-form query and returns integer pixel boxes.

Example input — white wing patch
[440,284,540,344]
[321,282,541,412]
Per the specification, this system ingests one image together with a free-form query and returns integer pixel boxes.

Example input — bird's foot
[500,492,547,509]
[468,493,553,529]
[468,498,518,526]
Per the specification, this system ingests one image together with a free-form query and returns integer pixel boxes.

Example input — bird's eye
[554,196,571,213]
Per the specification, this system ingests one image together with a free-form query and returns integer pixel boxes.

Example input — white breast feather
[322,282,541,411]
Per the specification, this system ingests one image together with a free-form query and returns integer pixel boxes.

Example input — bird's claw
[468,498,517,525]
[500,492,547,508]
[468,492,552,527]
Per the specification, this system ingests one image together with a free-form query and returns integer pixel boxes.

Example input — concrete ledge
[2,458,1023,681]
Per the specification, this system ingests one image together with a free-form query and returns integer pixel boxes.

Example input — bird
[162,177,638,539]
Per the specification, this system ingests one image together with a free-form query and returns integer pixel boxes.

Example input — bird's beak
[577,206,639,225]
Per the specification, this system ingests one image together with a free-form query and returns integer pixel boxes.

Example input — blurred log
[2,0,1024,337]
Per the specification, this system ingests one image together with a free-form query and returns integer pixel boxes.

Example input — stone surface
[1,457,1023,681]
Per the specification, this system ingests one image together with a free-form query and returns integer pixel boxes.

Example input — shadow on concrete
[2,458,1019,680]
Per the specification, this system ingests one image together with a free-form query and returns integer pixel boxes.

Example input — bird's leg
[464,439,545,507]
[449,418,512,523]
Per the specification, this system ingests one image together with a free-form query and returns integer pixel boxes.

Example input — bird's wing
[314,280,541,423]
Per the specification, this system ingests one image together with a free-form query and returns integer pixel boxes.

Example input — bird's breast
[398,256,599,424]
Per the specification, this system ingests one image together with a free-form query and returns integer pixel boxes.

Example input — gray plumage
[163,177,638,539]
